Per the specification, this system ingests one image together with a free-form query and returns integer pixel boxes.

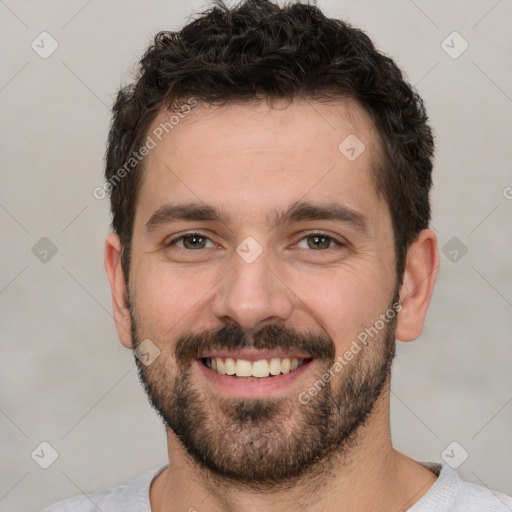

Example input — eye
[166,233,216,250]
[296,233,341,251]
[165,232,343,252]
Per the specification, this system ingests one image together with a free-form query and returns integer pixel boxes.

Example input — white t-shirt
[42,461,512,511]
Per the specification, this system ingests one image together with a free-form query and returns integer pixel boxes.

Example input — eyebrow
[145,200,370,235]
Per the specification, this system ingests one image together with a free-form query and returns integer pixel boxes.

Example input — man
[44,0,512,510]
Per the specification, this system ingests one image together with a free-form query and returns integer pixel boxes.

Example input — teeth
[252,359,270,377]
[206,357,305,378]
[269,358,281,375]
[281,359,291,374]
[216,358,225,374]
[224,357,236,375]
[235,359,252,377]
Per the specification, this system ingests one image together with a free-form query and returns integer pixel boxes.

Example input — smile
[201,357,311,379]
[195,350,315,398]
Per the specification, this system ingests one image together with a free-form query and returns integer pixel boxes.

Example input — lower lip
[195,359,314,398]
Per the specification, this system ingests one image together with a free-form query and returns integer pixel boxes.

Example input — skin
[104,98,439,511]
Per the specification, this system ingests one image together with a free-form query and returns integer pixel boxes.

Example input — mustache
[175,323,335,363]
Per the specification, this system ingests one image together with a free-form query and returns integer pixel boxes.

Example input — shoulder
[454,478,512,511]
[411,461,512,512]
[42,465,168,512]
[43,494,103,512]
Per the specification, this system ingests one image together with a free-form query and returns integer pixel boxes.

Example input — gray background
[1,0,511,510]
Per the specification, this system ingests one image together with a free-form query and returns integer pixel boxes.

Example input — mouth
[200,356,312,379]
[195,351,315,398]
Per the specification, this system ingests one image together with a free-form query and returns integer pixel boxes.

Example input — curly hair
[105,0,434,283]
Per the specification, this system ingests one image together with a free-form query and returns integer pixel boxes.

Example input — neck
[150,387,438,512]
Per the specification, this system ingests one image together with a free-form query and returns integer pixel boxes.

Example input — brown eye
[296,234,339,251]
[167,233,214,250]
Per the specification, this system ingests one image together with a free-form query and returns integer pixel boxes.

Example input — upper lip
[197,349,312,362]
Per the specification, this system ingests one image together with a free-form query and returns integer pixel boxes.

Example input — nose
[210,244,294,331]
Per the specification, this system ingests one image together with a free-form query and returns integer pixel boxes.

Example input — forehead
[135,98,386,231]
[146,97,378,162]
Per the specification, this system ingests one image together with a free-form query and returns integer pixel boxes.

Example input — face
[125,98,400,487]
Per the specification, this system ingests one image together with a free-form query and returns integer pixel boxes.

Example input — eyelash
[165,231,343,251]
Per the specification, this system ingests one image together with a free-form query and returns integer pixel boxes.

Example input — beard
[129,296,398,490]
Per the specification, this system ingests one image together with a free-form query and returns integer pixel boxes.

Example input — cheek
[286,265,392,348]
[130,261,213,336]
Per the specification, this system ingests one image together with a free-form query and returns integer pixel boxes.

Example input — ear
[395,229,439,342]
[104,233,133,349]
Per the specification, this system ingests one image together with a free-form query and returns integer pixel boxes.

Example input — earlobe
[395,229,439,342]
[104,233,133,349]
